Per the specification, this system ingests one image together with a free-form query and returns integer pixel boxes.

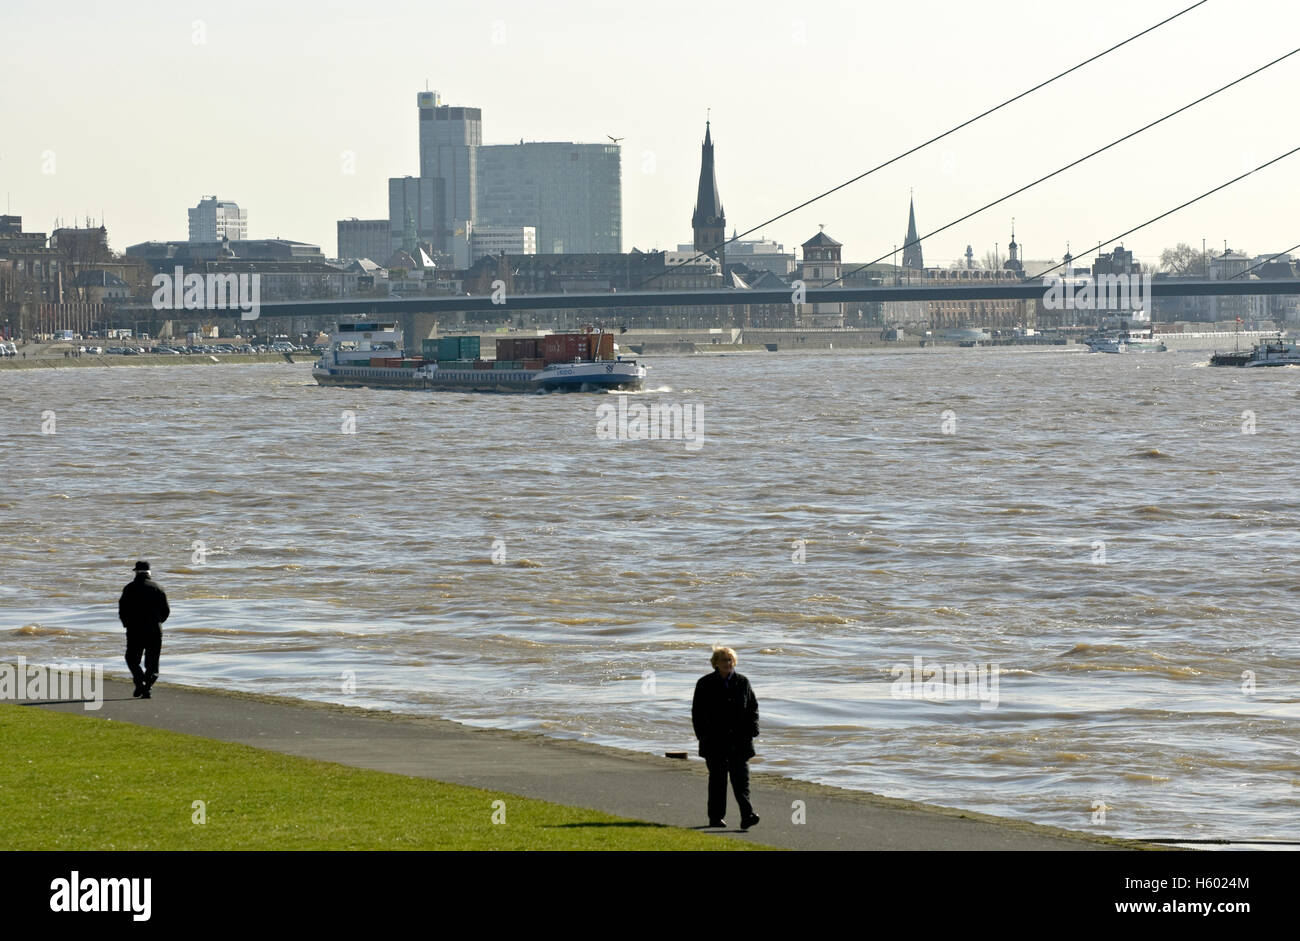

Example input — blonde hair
[710,646,738,669]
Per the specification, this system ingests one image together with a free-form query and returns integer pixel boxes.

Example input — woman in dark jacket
[691,646,760,830]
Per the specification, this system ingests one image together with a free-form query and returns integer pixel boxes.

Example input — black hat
[133,561,150,572]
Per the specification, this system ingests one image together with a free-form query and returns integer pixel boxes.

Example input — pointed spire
[693,122,724,229]
[902,194,923,270]
[692,118,725,264]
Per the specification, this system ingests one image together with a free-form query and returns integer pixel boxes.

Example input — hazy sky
[4,0,1298,270]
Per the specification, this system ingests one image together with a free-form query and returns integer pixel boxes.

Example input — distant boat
[937,326,991,343]
[1084,317,1166,353]
[1210,335,1300,367]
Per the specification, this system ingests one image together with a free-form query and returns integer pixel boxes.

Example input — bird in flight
[607,135,624,144]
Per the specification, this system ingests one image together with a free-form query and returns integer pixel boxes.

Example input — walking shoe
[708,819,726,828]
[140,688,152,699]
[145,672,158,691]
[132,683,144,698]
[741,814,760,830]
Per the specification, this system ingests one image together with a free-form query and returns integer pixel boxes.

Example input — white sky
[3,0,1298,270]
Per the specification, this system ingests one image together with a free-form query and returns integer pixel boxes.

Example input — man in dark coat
[118,561,169,699]
[692,646,760,830]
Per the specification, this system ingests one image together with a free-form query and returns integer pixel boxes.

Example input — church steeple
[902,193,923,270]
[1006,218,1023,273]
[692,119,726,272]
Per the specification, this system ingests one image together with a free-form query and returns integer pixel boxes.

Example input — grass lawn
[1,705,766,851]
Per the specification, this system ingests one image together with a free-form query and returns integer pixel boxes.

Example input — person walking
[118,561,169,699]
[691,646,760,830]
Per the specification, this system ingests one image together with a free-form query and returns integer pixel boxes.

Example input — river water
[3,348,1298,841]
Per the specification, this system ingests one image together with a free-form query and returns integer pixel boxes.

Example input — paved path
[27,675,1143,851]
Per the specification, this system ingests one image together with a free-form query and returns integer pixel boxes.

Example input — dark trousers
[125,628,161,688]
[706,753,752,822]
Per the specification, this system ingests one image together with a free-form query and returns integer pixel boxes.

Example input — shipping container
[564,334,582,361]
[493,360,520,370]
[437,337,460,361]
[473,360,492,370]
[593,334,615,360]
[370,356,399,367]
[543,335,566,364]
[458,336,481,359]
[522,359,544,370]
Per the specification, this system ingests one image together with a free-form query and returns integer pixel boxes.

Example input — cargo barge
[312,322,647,392]
[1209,335,1300,367]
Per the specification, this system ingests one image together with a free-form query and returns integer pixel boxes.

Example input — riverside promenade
[30,675,1140,851]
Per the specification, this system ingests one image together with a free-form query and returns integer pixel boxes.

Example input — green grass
[0,706,765,851]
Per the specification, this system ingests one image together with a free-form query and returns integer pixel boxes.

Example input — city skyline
[3,0,1299,269]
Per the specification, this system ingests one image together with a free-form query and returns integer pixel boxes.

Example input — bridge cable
[631,0,1210,290]
[1023,146,1300,282]
[824,45,1299,289]
[1225,242,1300,281]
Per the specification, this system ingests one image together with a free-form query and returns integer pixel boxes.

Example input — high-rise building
[387,177,442,257]
[188,196,247,242]
[476,142,621,254]
[691,121,725,273]
[337,219,391,262]
[418,91,481,249]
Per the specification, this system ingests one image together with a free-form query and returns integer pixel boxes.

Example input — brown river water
[2,347,1298,841]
